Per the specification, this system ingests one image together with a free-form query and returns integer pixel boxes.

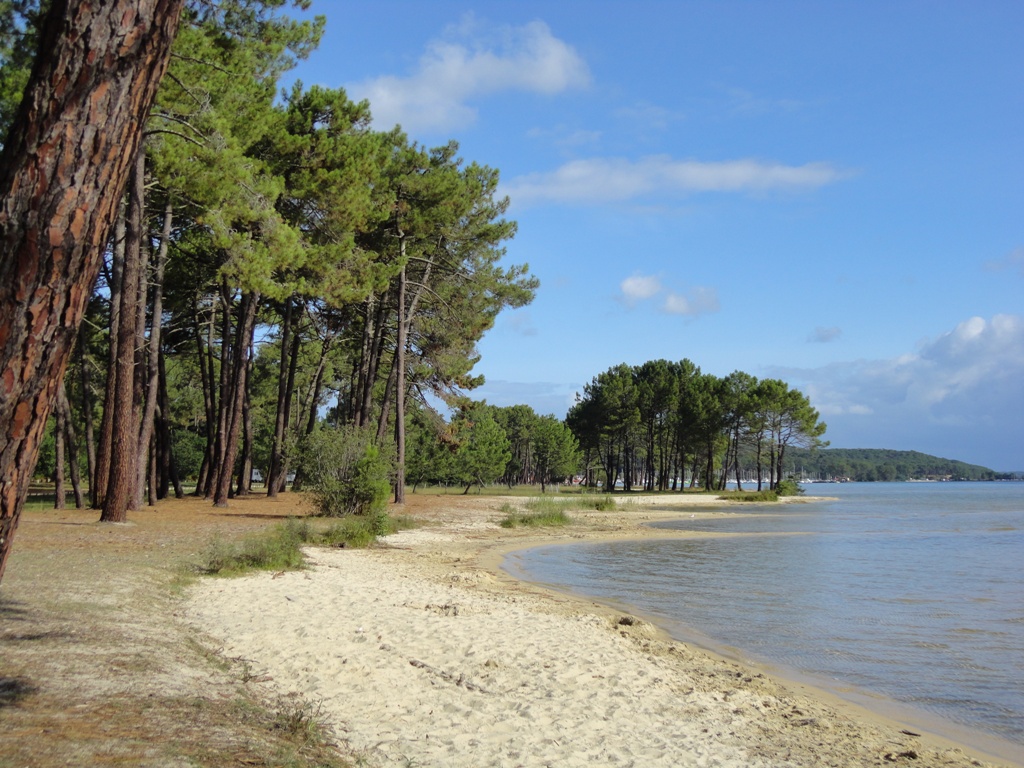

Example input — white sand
[185,496,1016,768]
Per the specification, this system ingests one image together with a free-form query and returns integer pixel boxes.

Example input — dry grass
[0,492,420,768]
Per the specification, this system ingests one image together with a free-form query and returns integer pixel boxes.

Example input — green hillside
[785,448,999,482]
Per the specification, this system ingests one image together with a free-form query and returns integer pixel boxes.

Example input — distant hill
[785,448,1000,482]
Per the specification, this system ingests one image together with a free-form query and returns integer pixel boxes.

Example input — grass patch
[195,514,418,576]
[499,508,573,528]
[498,496,577,527]
[497,493,620,527]
[576,494,616,511]
[720,489,778,502]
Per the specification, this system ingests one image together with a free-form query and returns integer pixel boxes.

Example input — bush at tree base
[299,425,395,517]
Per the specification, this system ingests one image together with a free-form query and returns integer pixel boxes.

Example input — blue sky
[286,1,1023,471]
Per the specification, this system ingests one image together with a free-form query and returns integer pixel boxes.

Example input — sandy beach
[184,494,1021,768]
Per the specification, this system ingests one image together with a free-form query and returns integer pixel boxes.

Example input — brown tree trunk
[275,315,302,494]
[0,0,183,580]
[212,291,259,507]
[101,149,146,523]
[208,285,234,499]
[57,382,85,509]
[266,297,293,497]
[193,304,215,495]
[93,209,126,508]
[393,259,407,504]
[147,431,158,507]
[133,198,171,507]
[235,346,254,496]
[157,347,183,498]
[78,338,96,503]
[290,337,330,492]
[356,294,389,428]
[54,407,66,509]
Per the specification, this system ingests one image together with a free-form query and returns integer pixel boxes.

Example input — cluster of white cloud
[504,156,847,207]
[347,17,847,210]
[346,19,590,134]
[620,274,720,318]
[781,315,1024,468]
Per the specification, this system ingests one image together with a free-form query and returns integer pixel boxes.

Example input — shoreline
[496,537,1024,766]
[184,493,1022,767]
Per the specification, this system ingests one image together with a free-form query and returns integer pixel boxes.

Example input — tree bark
[0,0,183,580]
[157,347,183,498]
[234,345,254,496]
[133,198,171,507]
[393,260,407,504]
[275,314,302,493]
[193,303,216,495]
[101,149,146,523]
[57,382,84,508]
[212,290,259,507]
[78,333,96,503]
[207,285,234,499]
[266,297,293,497]
[93,209,126,508]
[54,406,66,509]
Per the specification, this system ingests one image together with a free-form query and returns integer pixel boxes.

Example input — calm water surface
[505,482,1024,752]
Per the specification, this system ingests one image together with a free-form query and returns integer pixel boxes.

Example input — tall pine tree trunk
[133,199,171,508]
[393,260,407,504]
[213,291,259,507]
[54,408,66,509]
[57,383,84,509]
[266,297,293,497]
[193,305,216,496]
[275,316,302,493]
[157,347,183,499]
[0,0,183,580]
[101,149,146,523]
[235,347,254,496]
[93,210,126,508]
[208,286,234,499]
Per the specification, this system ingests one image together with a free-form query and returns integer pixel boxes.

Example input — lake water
[505,482,1024,757]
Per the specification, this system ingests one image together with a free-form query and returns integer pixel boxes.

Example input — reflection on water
[506,482,1024,747]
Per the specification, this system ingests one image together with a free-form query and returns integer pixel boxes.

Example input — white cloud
[620,274,662,304]
[663,287,720,317]
[619,274,719,318]
[809,326,842,343]
[504,156,849,206]
[774,315,1024,469]
[347,19,590,134]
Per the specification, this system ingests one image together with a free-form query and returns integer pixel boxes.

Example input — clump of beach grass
[723,489,779,502]
[497,492,622,527]
[195,515,417,576]
[578,494,616,511]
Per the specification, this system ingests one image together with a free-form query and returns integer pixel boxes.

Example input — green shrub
[300,425,395,517]
[776,478,805,497]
